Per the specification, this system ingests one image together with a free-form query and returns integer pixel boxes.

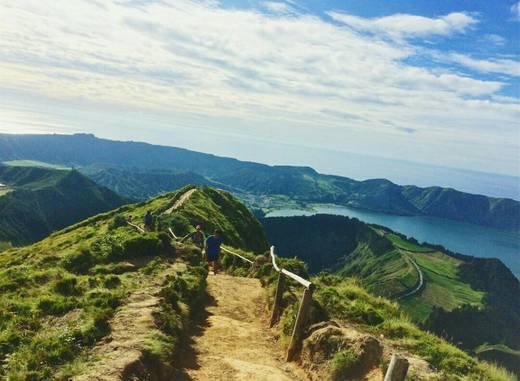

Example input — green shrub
[157,231,175,257]
[62,248,96,274]
[87,290,122,309]
[38,297,77,316]
[103,275,121,289]
[109,214,128,230]
[330,348,361,381]
[122,234,164,258]
[179,246,203,266]
[54,277,80,296]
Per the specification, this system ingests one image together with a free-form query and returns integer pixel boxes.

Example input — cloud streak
[327,11,478,39]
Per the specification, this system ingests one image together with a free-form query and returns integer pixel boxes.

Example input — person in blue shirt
[204,229,223,274]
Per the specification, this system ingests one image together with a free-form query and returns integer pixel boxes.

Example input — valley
[261,214,520,375]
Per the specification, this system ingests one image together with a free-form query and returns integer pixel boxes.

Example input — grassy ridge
[0,185,270,379]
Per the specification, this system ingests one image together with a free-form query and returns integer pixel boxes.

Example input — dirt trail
[165,188,197,214]
[179,274,306,381]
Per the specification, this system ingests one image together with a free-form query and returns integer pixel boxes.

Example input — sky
[0,0,519,185]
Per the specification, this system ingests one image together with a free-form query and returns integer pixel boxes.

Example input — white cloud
[482,34,506,46]
[511,1,520,21]
[327,11,478,39]
[0,1,517,174]
[263,2,291,13]
[447,53,520,77]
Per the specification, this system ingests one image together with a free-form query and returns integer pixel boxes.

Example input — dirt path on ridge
[177,274,307,381]
[165,188,197,214]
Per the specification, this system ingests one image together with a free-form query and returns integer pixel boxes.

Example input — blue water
[266,205,520,278]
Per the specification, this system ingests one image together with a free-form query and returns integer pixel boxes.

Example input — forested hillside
[0,165,127,245]
[262,214,520,374]
[1,133,518,231]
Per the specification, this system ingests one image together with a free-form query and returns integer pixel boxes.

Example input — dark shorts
[206,251,219,261]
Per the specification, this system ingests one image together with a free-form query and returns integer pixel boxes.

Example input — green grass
[255,269,514,381]
[3,160,71,170]
[401,251,484,322]
[387,233,434,253]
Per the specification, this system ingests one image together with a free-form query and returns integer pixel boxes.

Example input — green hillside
[0,166,127,245]
[262,214,520,374]
[0,186,515,380]
[0,186,267,379]
[0,133,517,232]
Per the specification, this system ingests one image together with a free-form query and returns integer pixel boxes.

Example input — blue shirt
[205,235,223,256]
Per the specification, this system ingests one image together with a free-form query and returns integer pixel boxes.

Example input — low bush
[38,296,77,316]
[62,248,96,274]
[122,233,167,258]
[330,348,361,381]
[103,275,121,289]
[54,277,80,296]
[109,214,128,230]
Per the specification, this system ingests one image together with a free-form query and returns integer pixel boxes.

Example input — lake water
[266,205,520,278]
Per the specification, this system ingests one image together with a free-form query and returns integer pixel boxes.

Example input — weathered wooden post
[384,353,409,381]
[270,272,286,327]
[286,286,314,361]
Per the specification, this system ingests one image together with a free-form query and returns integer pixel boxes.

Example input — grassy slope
[0,186,267,380]
[246,258,516,381]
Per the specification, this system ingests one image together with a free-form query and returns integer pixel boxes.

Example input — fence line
[127,221,145,233]
[269,245,315,361]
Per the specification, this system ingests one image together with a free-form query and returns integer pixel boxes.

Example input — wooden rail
[168,228,253,265]
[127,221,145,233]
[168,227,179,240]
[221,246,254,265]
[269,246,315,361]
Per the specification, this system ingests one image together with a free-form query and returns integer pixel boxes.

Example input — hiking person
[144,210,154,231]
[180,224,206,248]
[204,229,223,274]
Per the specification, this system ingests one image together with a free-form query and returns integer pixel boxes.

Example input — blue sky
[0,0,519,183]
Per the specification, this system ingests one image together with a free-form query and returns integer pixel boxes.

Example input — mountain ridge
[0,165,127,245]
[0,133,518,232]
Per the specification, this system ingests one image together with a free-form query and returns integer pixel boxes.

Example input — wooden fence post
[384,353,409,381]
[270,272,285,327]
[286,286,313,361]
